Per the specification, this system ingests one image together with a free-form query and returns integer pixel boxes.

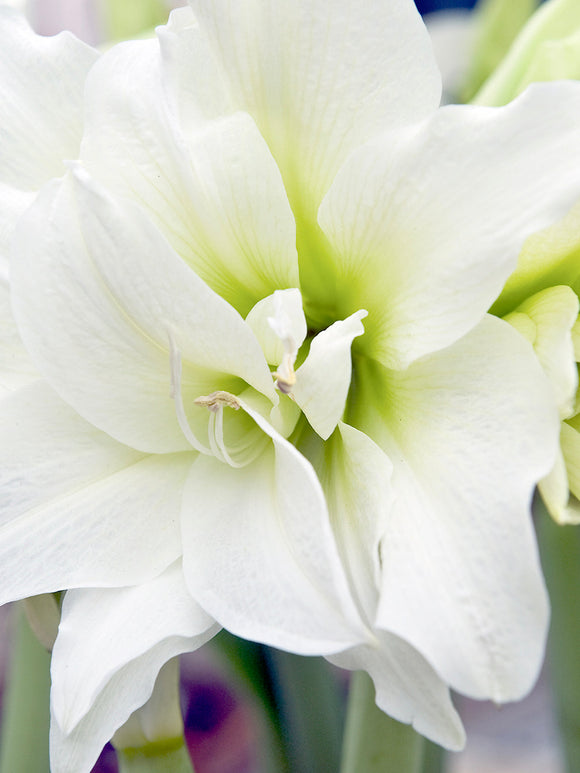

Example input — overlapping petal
[0,6,97,259]
[350,316,555,700]
[0,382,190,604]
[319,81,580,370]
[293,312,367,440]
[182,403,367,655]
[50,562,218,773]
[162,0,441,213]
[330,633,465,750]
[11,167,276,454]
[80,39,298,316]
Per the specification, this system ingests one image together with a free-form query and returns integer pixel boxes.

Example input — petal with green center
[181,405,367,655]
[0,382,191,604]
[351,316,555,701]
[330,633,465,750]
[11,168,276,454]
[319,81,580,370]
[163,0,440,213]
[81,39,298,317]
[50,562,218,773]
[293,311,367,440]
[159,1,440,314]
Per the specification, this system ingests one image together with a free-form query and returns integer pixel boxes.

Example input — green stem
[0,605,51,773]
[340,671,425,773]
[536,501,580,773]
[420,740,446,773]
[266,649,344,773]
[116,741,195,773]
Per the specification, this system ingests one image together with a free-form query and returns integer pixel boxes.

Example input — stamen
[167,327,211,455]
[194,391,241,411]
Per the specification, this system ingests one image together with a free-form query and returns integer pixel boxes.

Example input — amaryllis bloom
[2,1,580,770]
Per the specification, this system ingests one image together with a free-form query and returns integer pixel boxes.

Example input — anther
[194,391,241,412]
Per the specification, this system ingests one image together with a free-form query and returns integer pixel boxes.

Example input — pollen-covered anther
[194,391,241,412]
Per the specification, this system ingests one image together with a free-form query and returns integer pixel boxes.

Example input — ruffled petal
[0,381,191,603]
[0,7,97,260]
[351,315,555,701]
[319,81,580,369]
[181,403,367,654]
[161,0,440,215]
[80,39,298,316]
[11,168,275,454]
[330,633,465,750]
[50,562,218,773]
[0,6,97,191]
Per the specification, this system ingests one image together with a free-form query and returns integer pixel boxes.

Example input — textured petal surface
[300,422,393,626]
[351,316,555,701]
[0,382,190,603]
[330,633,465,750]
[319,81,580,369]
[293,311,366,439]
[0,6,97,191]
[162,0,440,216]
[182,404,367,654]
[50,562,218,773]
[81,39,298,316]
[11,169,275,454]
[0,277,37,395]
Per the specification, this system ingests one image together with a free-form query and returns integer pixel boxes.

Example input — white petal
[302,422,393,626]
[50,563,218,773]
[162,1,440,214]
[0,183,33,264]
[505,286,578,418]
[330,632,465,750]
[0,381,190,603]
[11,169,276,454]
[81,40,298,316]
[246,289,307,366]
[319,81,580,370]
[351,316,554,701]
[0,7,97,192]
[0,277,37,395]
[293,311,366,439]
[182,406,366,655]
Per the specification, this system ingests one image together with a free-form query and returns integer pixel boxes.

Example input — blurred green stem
[0,605,51,773]
[116,742,195,773]
[266,649,345,773]
[340,671,425,773]
[536,500,580,773]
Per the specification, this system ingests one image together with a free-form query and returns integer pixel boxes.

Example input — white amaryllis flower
[3,1,580,770]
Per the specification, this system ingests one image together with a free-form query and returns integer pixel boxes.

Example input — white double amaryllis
[2,1,580,770]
